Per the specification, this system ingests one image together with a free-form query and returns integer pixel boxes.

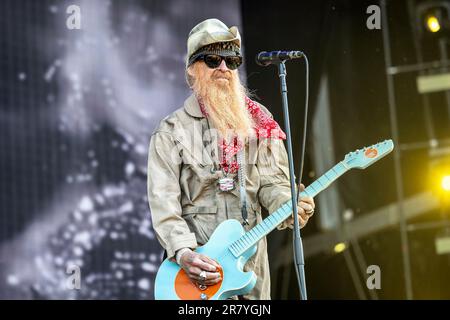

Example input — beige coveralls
[147,94,294,299]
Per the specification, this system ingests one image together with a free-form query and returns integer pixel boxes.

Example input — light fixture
[429,155,450,202]
[426,15,441,33]
[415,1,450,37]
[333,242,346,254]
[442,175,450,192]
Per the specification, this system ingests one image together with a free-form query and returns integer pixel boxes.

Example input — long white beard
[191,65,253,140]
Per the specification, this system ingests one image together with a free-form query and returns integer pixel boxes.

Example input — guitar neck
[228,161,350,258]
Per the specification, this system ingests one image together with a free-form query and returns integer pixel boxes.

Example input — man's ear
[186,65,195,77]
[186,65,196,87]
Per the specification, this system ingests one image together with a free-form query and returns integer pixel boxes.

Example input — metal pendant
[218,177,235,192]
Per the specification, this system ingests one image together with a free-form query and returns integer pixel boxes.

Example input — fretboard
[228,161,349,258]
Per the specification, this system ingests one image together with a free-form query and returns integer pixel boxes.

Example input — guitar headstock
[343,139,394,169]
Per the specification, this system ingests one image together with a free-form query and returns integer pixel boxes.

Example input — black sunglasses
[197,54,243,70]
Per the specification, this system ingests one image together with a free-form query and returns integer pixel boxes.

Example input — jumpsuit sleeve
[147,131,198,259]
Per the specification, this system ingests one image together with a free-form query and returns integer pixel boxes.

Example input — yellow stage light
[442,175,450,191]
[427,15,441,32]
[333,242,346,254]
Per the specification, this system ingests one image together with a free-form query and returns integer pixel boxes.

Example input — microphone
[256,50,304,66]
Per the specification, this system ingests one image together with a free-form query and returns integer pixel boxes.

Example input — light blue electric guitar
[155,139,394,300]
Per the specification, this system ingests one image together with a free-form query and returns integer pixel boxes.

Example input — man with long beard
[147,18,315,300]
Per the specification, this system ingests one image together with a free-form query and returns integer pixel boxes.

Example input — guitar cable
[293,53,310,300]
[295,56,309,203]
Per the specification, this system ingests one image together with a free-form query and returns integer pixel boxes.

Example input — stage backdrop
[0,0,242,299]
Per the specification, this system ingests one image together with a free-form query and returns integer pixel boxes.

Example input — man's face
[187,54,252,139]
[197,59,235,87]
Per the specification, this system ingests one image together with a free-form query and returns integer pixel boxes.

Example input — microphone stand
[277,60,307,300]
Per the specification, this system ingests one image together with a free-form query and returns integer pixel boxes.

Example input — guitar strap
[237,148,249,226]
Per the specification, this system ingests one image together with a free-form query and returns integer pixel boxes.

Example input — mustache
[212,70,232,79]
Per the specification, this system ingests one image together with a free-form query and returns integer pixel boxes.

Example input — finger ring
[199,270,207,281]
[306,209,315,216]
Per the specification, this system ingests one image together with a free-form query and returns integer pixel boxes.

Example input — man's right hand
[179,250,222,286]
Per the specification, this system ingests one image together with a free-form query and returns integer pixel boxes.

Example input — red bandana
[199,97,286,174]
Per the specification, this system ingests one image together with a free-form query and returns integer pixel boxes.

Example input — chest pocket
[174,118,216,168]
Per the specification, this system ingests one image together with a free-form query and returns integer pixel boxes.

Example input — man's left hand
[286,184,315,228]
